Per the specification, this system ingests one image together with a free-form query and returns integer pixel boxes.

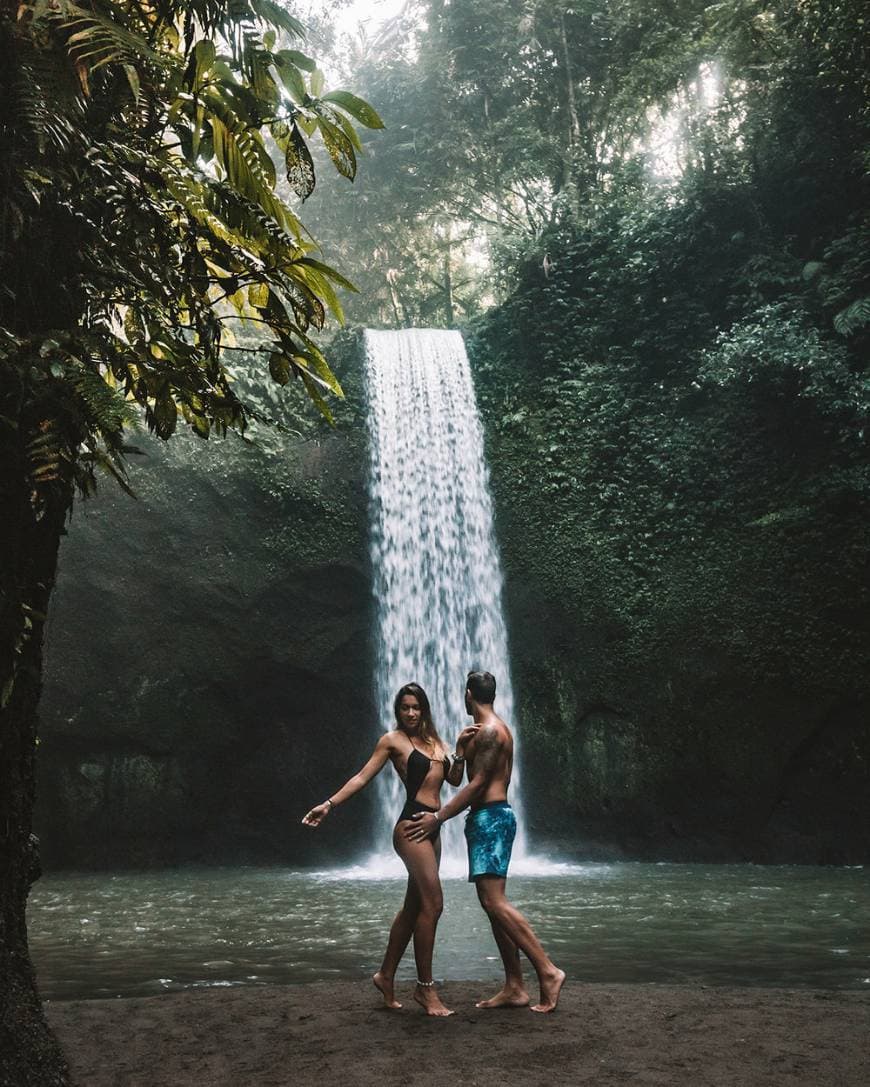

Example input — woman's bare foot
[372,971,402,1009]
[475,985,530,1009]
[530,968,566,1013]
[413,983,454,1017]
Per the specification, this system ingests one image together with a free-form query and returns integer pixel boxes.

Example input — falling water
[364,328,525,875]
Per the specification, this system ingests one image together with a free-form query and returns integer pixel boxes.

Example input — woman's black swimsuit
[397,747,450,829]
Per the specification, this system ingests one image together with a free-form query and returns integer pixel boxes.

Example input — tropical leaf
[206,89,277,192]
[54,4,164,76]
[272,51,307,102]
[283,123,316,200]
[279,277,326,331]
[4,0,378,516]
[330,108,364,153]
[298,258,358,293]
[316,115,357,181]
[269,352,291,385]
[72,366,139,434]
[288,263,344,324]
[277,48,316,73]
[300,371,335,424]
[151,394,178,439]
[25,423,65,486]
[294,331,344,398]
[190,39,216,87]
[321,90,385,129]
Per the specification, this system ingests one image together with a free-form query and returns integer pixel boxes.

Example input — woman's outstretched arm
[301,732,394,827]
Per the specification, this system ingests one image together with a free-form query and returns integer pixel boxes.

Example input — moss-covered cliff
[466,198,869,864]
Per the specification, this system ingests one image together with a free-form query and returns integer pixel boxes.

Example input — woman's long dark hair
[393,683,445,752]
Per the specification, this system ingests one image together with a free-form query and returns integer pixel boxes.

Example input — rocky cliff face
[35,331,869,869]
[36,340,378,868]
[503,573,869,865]
[469,337,870,866]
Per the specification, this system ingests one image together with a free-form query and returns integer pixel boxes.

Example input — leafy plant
[0,4,382,1082]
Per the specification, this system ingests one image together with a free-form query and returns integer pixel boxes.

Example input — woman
[302,682,472,1016]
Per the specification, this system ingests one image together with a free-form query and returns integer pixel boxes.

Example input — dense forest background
[38,0,869,865]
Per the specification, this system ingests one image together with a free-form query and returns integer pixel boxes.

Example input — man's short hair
[466,670,496,704]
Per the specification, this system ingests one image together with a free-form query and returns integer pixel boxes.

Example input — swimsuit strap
[411,740,450,776]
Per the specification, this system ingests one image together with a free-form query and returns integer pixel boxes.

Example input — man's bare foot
[413,984,454,1017]
[475,985,530,1009]
[530,968,566,1013]
[372,971,401,1009]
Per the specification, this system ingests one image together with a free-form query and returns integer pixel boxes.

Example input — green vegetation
[0,3,376,1080]
[464,0,868,651]
[465,0,870,849]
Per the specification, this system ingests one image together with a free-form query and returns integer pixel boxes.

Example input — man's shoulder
[475,719,510,747]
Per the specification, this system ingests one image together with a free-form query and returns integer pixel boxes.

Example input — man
[405,670,565,1012]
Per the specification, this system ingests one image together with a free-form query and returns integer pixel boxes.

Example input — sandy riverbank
[45,981,869,1086]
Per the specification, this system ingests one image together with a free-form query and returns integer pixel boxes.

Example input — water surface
[29,862,869,1001]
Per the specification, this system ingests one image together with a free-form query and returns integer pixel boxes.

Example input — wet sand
[46,981,869,1086]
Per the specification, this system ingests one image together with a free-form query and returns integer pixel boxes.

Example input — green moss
[465,186,870,860]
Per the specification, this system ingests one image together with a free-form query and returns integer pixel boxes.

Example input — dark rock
[37,341,377,869]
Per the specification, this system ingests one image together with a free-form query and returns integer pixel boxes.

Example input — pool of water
[28,861,870,1000]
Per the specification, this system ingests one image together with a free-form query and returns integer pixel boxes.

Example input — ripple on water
[27,862,870,999]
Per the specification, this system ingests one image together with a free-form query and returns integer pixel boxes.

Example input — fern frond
[833,297,870,337]
[11,42,83,154]
[25,420,66,488]
[248,0,306,42]
[201,89,306,238]
[50,3,165,74]
[72,365,139,436]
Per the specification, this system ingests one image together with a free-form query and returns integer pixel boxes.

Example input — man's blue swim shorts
[464,801,517,881]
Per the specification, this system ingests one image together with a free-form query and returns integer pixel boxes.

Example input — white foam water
[364,328,526,871]
[327,854,589,882]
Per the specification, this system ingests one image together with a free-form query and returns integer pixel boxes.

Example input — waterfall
[364,328,525,876]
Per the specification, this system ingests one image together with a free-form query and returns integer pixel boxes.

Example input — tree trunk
[386,272,403,328]
[559,11,581,148]
[0,430,72,1086]
[558,10,581,215]
[442,225,455,328]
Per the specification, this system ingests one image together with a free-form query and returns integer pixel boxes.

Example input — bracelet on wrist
[452,752,465,762]
[325,799,335,811]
